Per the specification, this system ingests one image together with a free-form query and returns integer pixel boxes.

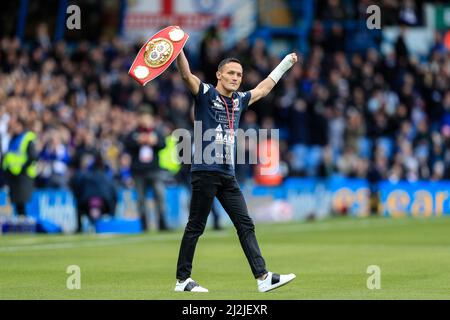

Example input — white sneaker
[174,278,209,292]
[257,272,296,292]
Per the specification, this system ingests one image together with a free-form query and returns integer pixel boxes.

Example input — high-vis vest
[158,135,181,174]
[2,131,37,178]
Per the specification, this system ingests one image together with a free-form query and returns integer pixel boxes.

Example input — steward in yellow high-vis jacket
[2,116,38,216]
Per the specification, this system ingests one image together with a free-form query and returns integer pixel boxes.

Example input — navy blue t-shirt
[191,82,251,176]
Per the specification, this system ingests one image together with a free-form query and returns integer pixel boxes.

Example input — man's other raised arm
[176,50,201,95]
[249,53,298,106]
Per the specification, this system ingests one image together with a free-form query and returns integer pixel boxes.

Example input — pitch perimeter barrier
[0,178,449,233]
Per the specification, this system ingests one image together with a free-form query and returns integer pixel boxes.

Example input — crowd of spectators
[0,13,449,196]
[315,0,423,26]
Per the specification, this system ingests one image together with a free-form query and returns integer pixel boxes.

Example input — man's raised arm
[176,50,201,96]
[249,53,298,106]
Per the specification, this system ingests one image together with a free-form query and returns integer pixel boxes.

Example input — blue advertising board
[380,181,450,217]
[327,176,370,217]
[1,178,449,233]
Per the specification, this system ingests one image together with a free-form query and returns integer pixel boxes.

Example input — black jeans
[176,171,267,280]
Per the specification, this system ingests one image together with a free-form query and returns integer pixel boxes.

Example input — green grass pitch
[1,216,449,299]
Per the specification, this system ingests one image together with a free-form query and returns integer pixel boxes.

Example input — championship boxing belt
[128,26,189,86]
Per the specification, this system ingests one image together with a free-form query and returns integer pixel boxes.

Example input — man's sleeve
[194,82,212,99]
[240,91,252,112]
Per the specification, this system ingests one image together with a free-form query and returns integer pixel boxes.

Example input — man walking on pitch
[174,49,298,293]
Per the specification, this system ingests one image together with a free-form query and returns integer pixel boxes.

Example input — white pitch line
[1,218,445,252]
[256,218,412,233]
[0,232,229,253]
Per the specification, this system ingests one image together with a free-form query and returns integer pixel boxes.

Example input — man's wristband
[268,55,295,84]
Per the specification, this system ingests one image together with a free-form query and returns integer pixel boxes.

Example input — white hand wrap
[268,55,295,84]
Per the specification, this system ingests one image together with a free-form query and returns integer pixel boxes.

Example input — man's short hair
[218,57,242,71]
